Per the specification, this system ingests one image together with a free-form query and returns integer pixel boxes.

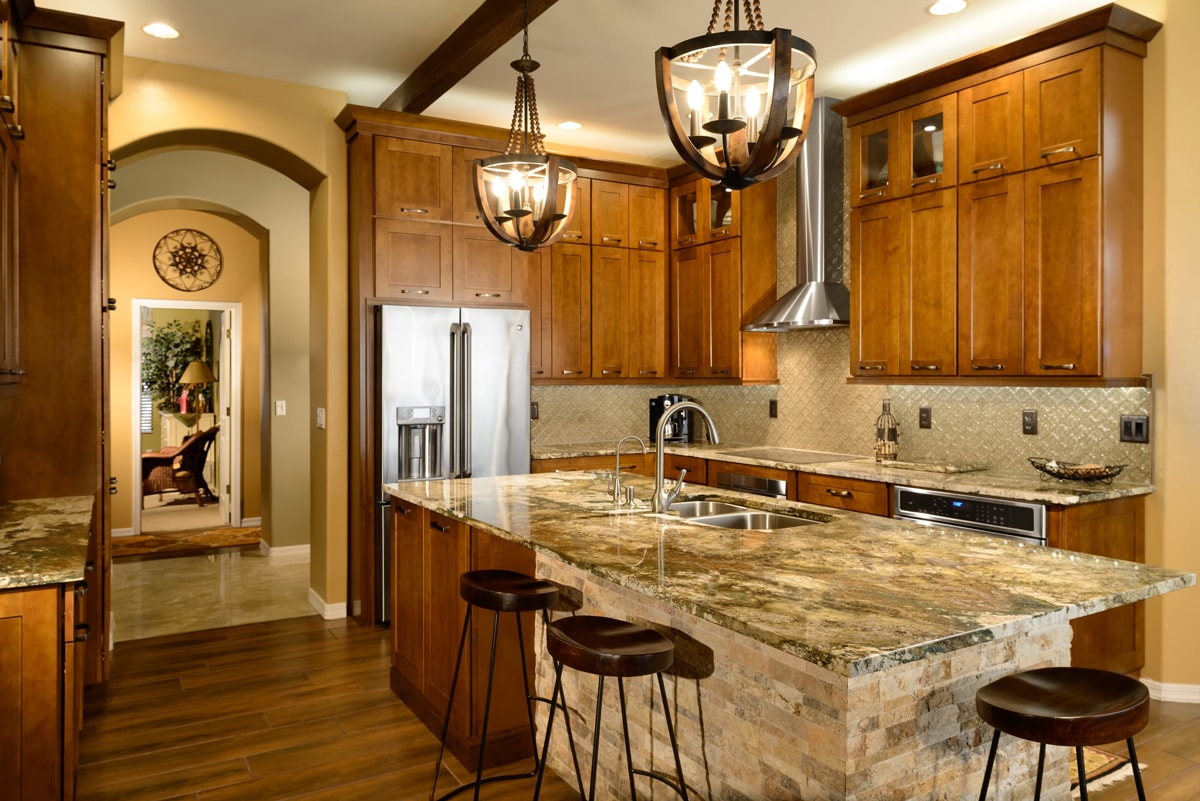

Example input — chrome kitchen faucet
[653,401,719,513]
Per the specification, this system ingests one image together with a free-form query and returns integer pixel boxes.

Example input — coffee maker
[649,394,694,443]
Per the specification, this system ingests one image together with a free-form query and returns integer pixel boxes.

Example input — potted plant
[142,319,203,419]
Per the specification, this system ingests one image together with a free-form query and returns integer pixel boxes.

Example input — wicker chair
[141,425,219,507]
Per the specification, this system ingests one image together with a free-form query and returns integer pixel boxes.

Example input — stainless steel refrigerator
[374,304,531,621]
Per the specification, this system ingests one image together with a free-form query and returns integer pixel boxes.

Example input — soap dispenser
[874,398,898,462]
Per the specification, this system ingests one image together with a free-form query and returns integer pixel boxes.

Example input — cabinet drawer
[665,453,707,485]
[797,474,889,516]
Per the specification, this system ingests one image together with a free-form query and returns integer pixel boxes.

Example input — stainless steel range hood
[745,97,849,332]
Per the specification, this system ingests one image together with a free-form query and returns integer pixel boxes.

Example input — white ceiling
[41,0,1164,165]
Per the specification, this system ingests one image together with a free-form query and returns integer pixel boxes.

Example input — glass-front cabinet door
[670,182,700,248]
[849,115,899,207]
[900,95,956,195]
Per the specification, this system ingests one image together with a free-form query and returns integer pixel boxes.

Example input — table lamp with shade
[179,360,216,431]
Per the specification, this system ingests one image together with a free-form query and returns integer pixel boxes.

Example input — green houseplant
[142,319,202,414]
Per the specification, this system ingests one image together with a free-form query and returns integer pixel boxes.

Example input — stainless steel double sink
[669,500,818,530]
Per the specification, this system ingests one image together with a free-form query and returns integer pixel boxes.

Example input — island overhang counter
[384,472,1193,800]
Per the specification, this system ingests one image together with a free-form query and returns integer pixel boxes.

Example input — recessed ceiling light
[557,121,583,131]
[927,0,967,16]
[142,22,180,39]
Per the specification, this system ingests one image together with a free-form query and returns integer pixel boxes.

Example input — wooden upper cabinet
[451,146,500,225]
[375,138,453,220]
[519,248,552,380]
[1024,158,1101,377]
[670,179,739,247]
[959,72,1024,183]
[591,180,629,247]
[549,243,591,381]
[375,219,453,301]
[899,188,958,376]
[899,95,956,196]
[670,239,740,379]
[628,250,667,380]
[557,176,591,245]
[958,174,1024,376]
[849,114,900,207]
[849,200,901,375]
[451,226,520,305]
[591,246,628,379]
[628,185,665,250]
[1025,49,1100,166]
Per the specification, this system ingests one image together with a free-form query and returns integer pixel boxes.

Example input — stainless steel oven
[892,486,1046,545]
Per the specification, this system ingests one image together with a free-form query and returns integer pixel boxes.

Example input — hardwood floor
[77,614,1200,799]
[78,615,577,800]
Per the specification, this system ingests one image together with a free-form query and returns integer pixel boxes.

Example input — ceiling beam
[381,0,562,114]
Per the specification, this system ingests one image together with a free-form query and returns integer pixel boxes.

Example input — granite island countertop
[1,496,94,590]
[386,471,1193,678]
[533,441,1153,505]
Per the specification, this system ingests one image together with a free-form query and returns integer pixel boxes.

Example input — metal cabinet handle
[1040,146,1077,159]
[396,505,411,516]
[74,623,90,643]
[532,369,545,375]
[825,489,853,498]
[858,364,885,371]
[601,369,622,375]
[677,369,697,376]
[971,364,1006,371]
[910,364,940,371]
[710,228,729,237]
[638,370,659,376]
[910,176,940,187]
[106,159,116,171]
[399,289,429,295]
[400,207,430,214]
[561,370,583,376]
[637,239,658,247]
[858,187,888,199]
[1040,363,1077,371]
[0,95,12,113]
[474,292,501,298]
[678,236,695,245]
[430,520,449,533]
[601,236,622,244]
[712,368,731,375]
[107,179,117,190]
[971,162,1003,175]
[8,124,23,140]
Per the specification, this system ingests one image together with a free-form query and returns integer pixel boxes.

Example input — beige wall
[109,210,263,529]
[109,59,349,608]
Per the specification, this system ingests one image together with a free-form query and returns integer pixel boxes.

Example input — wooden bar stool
[430,569,580,801]
[533,615,689,801]
[976,666,1150,801]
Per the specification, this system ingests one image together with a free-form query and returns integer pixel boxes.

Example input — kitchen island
[386,472,1192,800]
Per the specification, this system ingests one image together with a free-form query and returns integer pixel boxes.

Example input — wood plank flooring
[78,615,577,800]
[77,613,1200,799]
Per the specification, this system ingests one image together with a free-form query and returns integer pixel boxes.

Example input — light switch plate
[919,407,932,429]
[316,407,326,429]
[1022,409,1038,435]
[275,400,287,416]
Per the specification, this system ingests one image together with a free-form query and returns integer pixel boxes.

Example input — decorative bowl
[1028,457,1126,484]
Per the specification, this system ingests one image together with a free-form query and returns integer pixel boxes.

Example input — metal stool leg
[1127,738,1147,801]
[588,675,606,801]
[1075,745,1088,801]
[656,671,690,800]
[617,678,639,800]
[1034,743,1046,801]
[978,728,1000,801]
[430,604,472,801]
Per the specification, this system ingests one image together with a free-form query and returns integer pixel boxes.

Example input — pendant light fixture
[473,0,578,252]
[656,0,817,190]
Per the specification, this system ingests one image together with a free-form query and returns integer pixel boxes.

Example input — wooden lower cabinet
[665,453,707,485]
[670,239,740,379]
[532,453,650,476]
[0,583,82,801]
[389,497,539,771]
[796,473,890,516]
[1047,495,1145,675]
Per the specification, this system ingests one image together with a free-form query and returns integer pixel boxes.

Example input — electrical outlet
[530,401,539,420]
[918,406,932,429]
[1120,414,1149,443]
[769,399,778,418]
[1022,409,1038,435]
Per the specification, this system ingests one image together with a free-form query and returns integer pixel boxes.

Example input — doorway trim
[131,298,244,535]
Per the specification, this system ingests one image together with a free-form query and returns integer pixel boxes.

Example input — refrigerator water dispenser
[396,405,445,480]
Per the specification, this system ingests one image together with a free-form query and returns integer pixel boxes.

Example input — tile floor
[110,548,316,641]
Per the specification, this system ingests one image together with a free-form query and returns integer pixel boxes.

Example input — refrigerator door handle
[462,322,472,478]
[449,322,461,478]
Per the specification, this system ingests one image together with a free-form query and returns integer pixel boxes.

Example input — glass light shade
[474,154,578,252]
[657,28,817,189]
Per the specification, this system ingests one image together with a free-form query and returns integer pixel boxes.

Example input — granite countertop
[0,496,94,590]
[386,472,1193,678]
[532,441,1153,505]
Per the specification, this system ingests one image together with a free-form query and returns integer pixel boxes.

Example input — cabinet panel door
[591,246,628,378]
[1024,159,1101,376]
[558,176,591,245]
[850,202,902,374]
[591,180,629,246]
[899,95,956,195]
[1025,49,1100,165]
[958,175,1024,375]
[452,226,516,305]
[707,183,740,240]
[0,587,61,801]
[670,246,708,378]
[958,72,1024,183]
[629,250,667,380]
[451,146,500,225]
[424,513,470,737]
[707,239,741,378]
[550,243,591,380]
[374,138,453,220]
[670,182,701,248]
[374,219,454,301]
[899,188,957,376]
[849,115,899,206]
[515,248,552,379]
[629,185,665,250]
[0,125,17,389]
[391,499,424,689]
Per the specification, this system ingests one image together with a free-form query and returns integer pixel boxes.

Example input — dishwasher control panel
[893,486,1046,543]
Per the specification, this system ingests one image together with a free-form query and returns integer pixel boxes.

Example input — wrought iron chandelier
[656,0,817,190]
[473,0,578,251]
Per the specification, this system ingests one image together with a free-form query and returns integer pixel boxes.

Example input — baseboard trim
[242,516,262,526]
[112,527,134,538]
[260,542,310,558]
[1143,678,1200,703]
[308,587,347,620]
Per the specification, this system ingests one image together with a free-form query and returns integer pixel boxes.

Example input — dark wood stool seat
[431,570,565,801]
[534,615,688,801]
[975,667,1149,801]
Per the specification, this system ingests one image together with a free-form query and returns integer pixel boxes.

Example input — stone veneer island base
[385,472,1193,801]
